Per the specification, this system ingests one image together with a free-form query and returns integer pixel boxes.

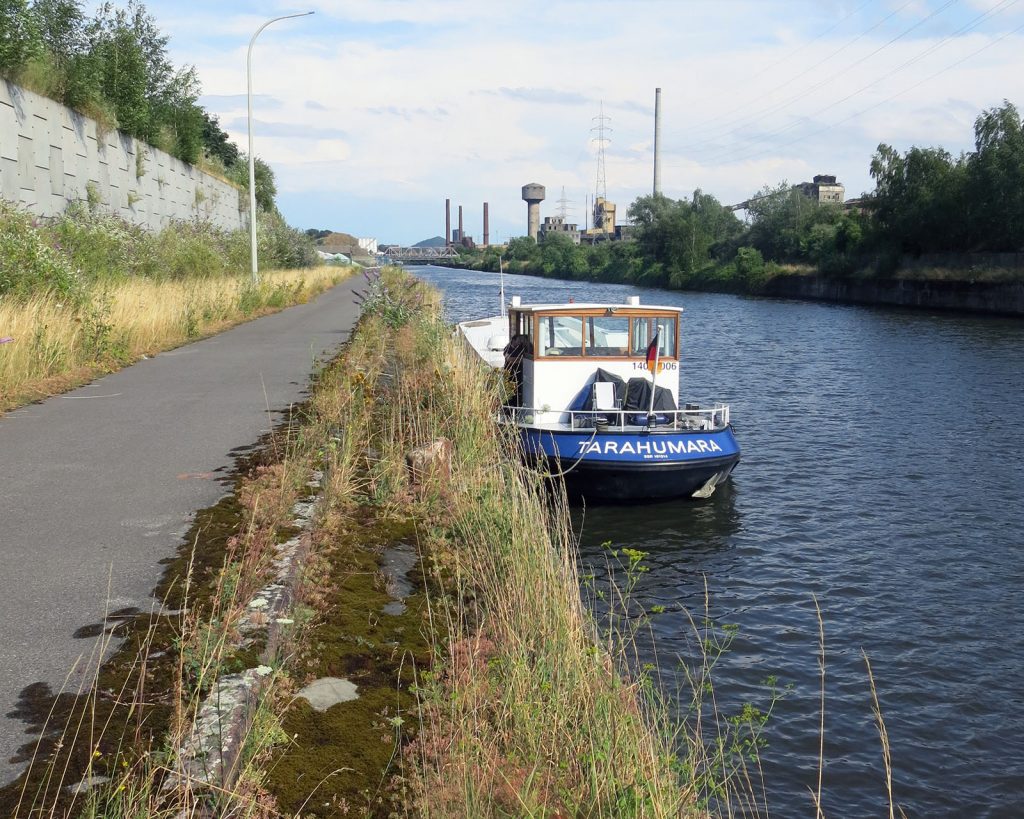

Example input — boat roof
[508,301,684,314]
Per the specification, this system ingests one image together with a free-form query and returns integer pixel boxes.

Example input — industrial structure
[729,174,847,212]
[522,183,546,241]
[798,174,845,204]
[539,214,581,244]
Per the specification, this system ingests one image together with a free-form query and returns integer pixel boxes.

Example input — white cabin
[504,297,682,413]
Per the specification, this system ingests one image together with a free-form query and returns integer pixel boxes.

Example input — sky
[123,0,1024,244]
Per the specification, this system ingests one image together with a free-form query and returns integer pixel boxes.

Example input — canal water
[412,265,1024,818]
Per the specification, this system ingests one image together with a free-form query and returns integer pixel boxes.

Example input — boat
[458,293,740,501]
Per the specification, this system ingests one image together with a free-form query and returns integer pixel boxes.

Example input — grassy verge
[0,266,351,412]
[255,268,704,816]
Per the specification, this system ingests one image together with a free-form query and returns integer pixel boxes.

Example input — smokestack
[653,87,662,196]
[445,198,451,246]
[458,205,464,243]
[483,202,489,246]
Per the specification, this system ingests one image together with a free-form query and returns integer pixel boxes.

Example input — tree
[31,0,85,66]
[506,235,537,262]
[967,101,1024,250]
[229,154,277,213]
[869,143,967,254]
[540,232,587,277]
[200,111,239,168]
[91,22,150,138]
[628,191,742,284]
[0,0,42,77]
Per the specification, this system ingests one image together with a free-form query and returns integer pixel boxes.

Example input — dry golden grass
[0,266,352,411]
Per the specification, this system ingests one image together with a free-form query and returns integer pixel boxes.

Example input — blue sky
[121,0,1024,244]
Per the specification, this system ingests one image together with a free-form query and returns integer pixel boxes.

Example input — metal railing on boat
[501,404,731,431]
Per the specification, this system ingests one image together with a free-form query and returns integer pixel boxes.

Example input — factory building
[539,215,581,245]
[798,174,845,205]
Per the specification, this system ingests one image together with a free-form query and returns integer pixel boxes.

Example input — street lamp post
[247,11,314,283]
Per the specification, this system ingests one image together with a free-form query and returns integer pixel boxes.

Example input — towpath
[0,276,363,786]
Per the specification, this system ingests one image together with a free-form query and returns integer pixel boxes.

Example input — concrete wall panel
[0,158,16,194]
[31,115,49,169]
[17,135,33,187]
[0,102,16,161]
[0,81,242,231]
[49,146,63,195]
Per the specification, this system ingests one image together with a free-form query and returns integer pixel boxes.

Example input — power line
[715,21,1024,169]
[686,0,906,138]
[694,0,1019,164]
[679,0,959,152]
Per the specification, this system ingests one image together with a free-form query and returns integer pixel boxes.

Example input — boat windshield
[585,316,629,356]
[630,316,677,358]
[531,312,678,359]
[537,315,583,357]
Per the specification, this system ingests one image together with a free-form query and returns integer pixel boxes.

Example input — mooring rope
[543,426,600,479]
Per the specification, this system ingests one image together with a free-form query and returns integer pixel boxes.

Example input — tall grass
[295,269,702,816]
[0,267,348,410]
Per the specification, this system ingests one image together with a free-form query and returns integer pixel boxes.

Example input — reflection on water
[413,265,1024,818]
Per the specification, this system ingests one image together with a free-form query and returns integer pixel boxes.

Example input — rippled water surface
[412,265,1024,817]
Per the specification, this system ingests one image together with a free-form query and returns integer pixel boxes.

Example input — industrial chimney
[483,202,489,246]
[458,205,464,244]
[522,183,545,241]
[653,88,662,196]
[445,198,451,247]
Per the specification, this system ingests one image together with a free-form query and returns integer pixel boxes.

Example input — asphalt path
[0,276,363,785]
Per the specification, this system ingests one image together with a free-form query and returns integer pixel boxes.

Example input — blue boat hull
[519,425,741,501]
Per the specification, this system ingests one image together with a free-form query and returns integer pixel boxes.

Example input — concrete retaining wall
[0,80,244,231]
[765,275,1024,316]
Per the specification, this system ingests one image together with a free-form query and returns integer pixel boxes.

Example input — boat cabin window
[630,316,677,359]
[537,315,584,357]
[585,316,629,356]
[509,310,533,346]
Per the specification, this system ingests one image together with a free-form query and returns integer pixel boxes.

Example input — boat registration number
[633,361,677,371]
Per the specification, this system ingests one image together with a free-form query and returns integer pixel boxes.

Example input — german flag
[645,331,660,376]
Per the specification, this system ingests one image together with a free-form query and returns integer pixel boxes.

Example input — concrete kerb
[170,469,325,795]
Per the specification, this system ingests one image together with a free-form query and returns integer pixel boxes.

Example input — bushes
[258,210,318,270]
[0,200,316,300]
[0,200,82,298]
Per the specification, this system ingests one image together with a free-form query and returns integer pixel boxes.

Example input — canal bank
[448,254,1024,317]
[763,273,1024,316]
[415,263,1024,818]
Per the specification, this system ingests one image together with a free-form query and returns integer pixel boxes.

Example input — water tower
[522,183,545,241]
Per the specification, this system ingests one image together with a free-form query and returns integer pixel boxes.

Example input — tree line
[457,101,1023,288]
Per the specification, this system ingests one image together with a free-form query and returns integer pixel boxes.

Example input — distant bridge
[379,245,460,262]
